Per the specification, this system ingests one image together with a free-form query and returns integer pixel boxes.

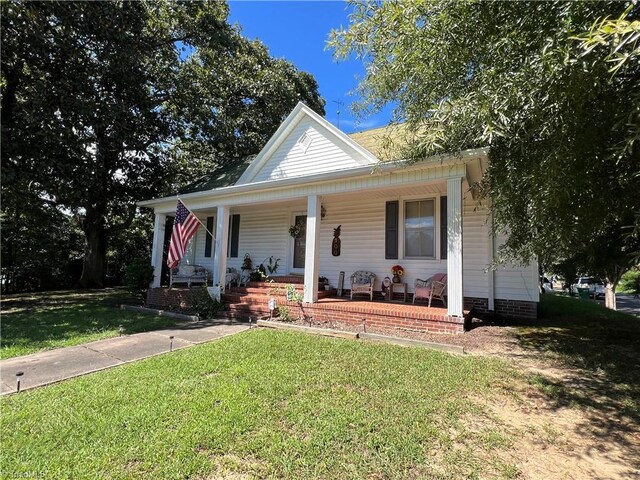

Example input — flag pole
[175,195,220,289]
[176,195,216,240]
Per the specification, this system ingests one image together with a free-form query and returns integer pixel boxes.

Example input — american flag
[167,200,201,269]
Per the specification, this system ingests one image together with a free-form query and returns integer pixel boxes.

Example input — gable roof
[235,102,379,185]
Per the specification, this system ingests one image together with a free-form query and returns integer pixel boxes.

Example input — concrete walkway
[0,321,249,395]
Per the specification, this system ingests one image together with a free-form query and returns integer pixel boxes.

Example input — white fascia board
[300,103,379,166]
[138,148,488,211]
[235,102,306,185]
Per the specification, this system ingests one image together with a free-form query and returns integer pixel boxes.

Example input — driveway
[616,293,640,317]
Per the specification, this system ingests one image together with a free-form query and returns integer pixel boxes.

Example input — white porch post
[213,205,229,289]
[150,212,166,288]
[447,177,464,317]
[303,195,321,303]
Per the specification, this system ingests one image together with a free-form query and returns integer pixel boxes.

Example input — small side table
[387,282,408,302]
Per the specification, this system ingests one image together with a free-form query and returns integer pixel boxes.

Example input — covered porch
[147,165,487,329]
[219,276,467,334]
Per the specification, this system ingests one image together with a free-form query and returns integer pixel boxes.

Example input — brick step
[243,281,305,290]
[223,289,336,304]
[229,286,301,295]
[223,303,275,321]
[220,309,270,321]
[265,276,305,284]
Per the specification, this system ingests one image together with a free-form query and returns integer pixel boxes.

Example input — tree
[2,1,324,289]
[330,0,639,308]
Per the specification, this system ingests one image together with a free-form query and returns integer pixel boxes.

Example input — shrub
[187,287,225,319]
[619,268,640,294]
[123,258,154,294]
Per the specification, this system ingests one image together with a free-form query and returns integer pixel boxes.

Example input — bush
[123,258,154,294]
[188,287,225,318]
[619,268,640,294]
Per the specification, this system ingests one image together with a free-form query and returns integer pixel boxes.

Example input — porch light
[321,205,326,219]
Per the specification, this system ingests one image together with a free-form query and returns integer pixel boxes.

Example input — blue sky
[228,1,393,133]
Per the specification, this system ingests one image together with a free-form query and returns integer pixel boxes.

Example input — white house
[139,103,538,331]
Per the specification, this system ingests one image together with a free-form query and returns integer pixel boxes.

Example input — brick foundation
[279,301,466,334]
[494,298,537,319]
[147,287,193,310]
[147,287,535,332]
[464,297,490,315]
[222,281,466,334]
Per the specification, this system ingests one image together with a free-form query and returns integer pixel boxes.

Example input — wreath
[288,223,304,238]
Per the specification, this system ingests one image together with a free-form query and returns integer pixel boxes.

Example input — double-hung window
[404,199,436,258]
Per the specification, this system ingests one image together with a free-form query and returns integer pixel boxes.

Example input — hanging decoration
[332,225,341,256]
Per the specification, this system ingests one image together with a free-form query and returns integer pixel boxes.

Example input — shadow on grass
[513,294,640,459]
[0,289,185,358]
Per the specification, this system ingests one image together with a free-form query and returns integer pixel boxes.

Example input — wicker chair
[413,273,447,307]
[350,271,376,301]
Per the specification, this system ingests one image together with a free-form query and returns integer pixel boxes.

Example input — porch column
[150,212,166,288]
[303,195,321,303]
[213,205,229,289]
[447,177,464,317]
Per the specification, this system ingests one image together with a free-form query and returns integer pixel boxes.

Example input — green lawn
[1,329,519,479]
[1,289,184,359]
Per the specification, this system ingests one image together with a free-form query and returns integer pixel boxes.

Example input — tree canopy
[330,0,639,306]
[1,1,324,289]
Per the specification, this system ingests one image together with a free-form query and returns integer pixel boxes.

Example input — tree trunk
[604,282,617,310]
[79,218,108,288]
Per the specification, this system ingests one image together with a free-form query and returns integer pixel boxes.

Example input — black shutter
[385,201,399,259]
[228,214,240,258]
[204,216,214,257]
[440,196,447,259]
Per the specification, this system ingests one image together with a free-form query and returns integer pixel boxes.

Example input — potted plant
[391,265,405,283]
[319,276,330,290]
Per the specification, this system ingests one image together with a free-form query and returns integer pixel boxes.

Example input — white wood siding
[252,118,369,183]
[187,191,536,303]
[224,206,291,275]
[493,233,540,302]
[462,194,490,299]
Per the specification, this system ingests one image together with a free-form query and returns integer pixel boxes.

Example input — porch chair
[413,273,447,307]
[170,264,208,288]
[350,271,376,301]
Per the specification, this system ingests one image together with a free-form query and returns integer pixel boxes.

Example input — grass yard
[1,329,519,479]
[0,289,183,359]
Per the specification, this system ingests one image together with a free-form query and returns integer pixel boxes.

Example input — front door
[291,214,307,273]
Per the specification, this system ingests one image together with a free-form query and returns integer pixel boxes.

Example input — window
[404,199,435,258]
[227,214,240,258]
[204,216,214,257]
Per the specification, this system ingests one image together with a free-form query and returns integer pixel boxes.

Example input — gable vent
[296,132,312,153]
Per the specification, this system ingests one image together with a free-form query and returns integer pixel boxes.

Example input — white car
[572,277,605,298]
